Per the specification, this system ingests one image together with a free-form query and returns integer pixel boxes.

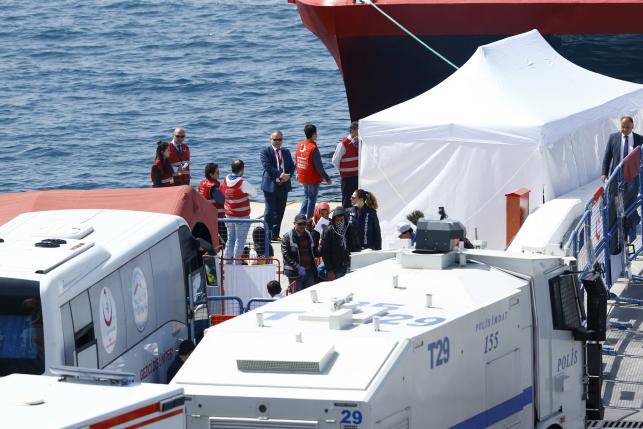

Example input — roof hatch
[31,224,94,240]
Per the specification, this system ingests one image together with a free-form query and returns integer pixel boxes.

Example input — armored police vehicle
[173,221,605,429]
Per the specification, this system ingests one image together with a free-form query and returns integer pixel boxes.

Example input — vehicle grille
[236,359,323,373]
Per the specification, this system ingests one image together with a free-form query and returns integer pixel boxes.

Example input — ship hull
[293,0,643,120]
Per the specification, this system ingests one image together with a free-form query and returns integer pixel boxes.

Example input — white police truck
[173,221,606,429]
[0,209,206,383]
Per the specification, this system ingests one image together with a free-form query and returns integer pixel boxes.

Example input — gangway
[566,147,643,421]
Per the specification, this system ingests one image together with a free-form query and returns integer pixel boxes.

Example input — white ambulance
[0,209,205,383]
[0,366,186,429]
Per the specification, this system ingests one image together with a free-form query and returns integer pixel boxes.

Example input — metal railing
[565,148,643,289]
[206,295,245,326]
[245,298,276,312]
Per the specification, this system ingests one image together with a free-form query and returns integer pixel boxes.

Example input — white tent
[360,30,643,249]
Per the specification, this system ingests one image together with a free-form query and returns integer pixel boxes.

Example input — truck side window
[70,291,96,366]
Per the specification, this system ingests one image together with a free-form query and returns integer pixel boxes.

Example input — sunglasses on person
[272,137,283,141]
[174,135,185,138]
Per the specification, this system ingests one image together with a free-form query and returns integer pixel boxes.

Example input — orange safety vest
[339,138,359,177]
[296,139,323,185]
[197,178,225,217]
[220,177,250,217]
[168,142,191,182]
[151,159,174,187]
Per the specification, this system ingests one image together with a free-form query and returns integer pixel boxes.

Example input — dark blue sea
[3,1,643,201]
[0,0,348,199]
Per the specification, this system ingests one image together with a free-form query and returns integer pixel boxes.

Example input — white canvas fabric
[360,30,643,249]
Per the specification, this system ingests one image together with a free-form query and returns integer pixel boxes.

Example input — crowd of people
[151,122,407,293]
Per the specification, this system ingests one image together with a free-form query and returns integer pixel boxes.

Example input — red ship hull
[292,0,643,119]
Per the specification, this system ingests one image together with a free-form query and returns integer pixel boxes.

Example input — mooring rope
[357,0,459,70]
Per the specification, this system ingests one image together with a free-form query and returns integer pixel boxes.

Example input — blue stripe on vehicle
[448,386,533,429]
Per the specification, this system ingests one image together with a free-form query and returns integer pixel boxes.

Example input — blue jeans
[224,216,250,264]
[299,184,319,220]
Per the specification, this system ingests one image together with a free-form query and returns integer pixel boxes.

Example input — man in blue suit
[601,116,643,250]
[261,130,295,240]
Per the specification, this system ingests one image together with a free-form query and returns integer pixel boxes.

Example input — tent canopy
[0,186,219,247]
[360,30,643,249]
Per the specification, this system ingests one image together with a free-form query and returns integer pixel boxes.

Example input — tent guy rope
[357,0,459,71]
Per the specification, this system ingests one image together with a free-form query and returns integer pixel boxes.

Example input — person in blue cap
[398,223,416,245]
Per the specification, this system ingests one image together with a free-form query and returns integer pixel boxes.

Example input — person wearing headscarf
[321,207,358,280]
[313,202,331,225]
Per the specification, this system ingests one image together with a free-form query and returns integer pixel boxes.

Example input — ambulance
[0,209,205,383]
[0,366,186,429]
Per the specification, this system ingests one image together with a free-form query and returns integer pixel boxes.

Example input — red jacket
[339,138,359,177]
[220,176,250,217]
[296,139,323,185]
[151,159,174,187]
[168,142,190,183]
[197,178,225,217]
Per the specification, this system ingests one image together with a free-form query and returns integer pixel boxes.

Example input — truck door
[178,226,205,340]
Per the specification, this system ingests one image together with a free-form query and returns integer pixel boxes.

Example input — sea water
[0,0,348,199]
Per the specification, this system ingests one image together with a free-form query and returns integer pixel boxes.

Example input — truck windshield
[0,277,45,376]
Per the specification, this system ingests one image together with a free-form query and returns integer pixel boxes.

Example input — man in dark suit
[601,116,642,249]
[601,116,643,181]
[261,130,295,240]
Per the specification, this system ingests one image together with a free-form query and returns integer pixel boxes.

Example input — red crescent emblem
[102,291,113,327]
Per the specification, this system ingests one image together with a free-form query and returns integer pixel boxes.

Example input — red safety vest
[151,160,174,187]
[197,178,225,217]
[168,142,191,182]
[339,138,359,177]
[220,177,250,217]
[296,139,323,185]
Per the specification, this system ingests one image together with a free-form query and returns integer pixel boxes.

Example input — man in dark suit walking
[261,130,295,240]
[601,116,643,182]
[601,116,642,249]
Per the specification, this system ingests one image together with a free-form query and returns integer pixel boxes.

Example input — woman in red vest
[150,141,174,188]
[197,163,227,244]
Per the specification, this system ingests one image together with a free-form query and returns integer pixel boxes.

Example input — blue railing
[565,148,643,288]
[245,298,276,312]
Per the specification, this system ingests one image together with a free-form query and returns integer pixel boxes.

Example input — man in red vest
[220,159,257,264]
[168,127,191,185]
[332,121,360,208]
[296,124,331,220]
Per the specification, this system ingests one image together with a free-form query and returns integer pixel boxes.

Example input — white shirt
[272,144,286,181]
[332,135,361,170]
[621,133,634,161]
[241,179,257,198]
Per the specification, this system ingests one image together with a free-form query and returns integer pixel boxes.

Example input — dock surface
[602,260,643,423]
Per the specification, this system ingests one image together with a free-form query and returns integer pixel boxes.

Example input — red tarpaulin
[0,186,219,247]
